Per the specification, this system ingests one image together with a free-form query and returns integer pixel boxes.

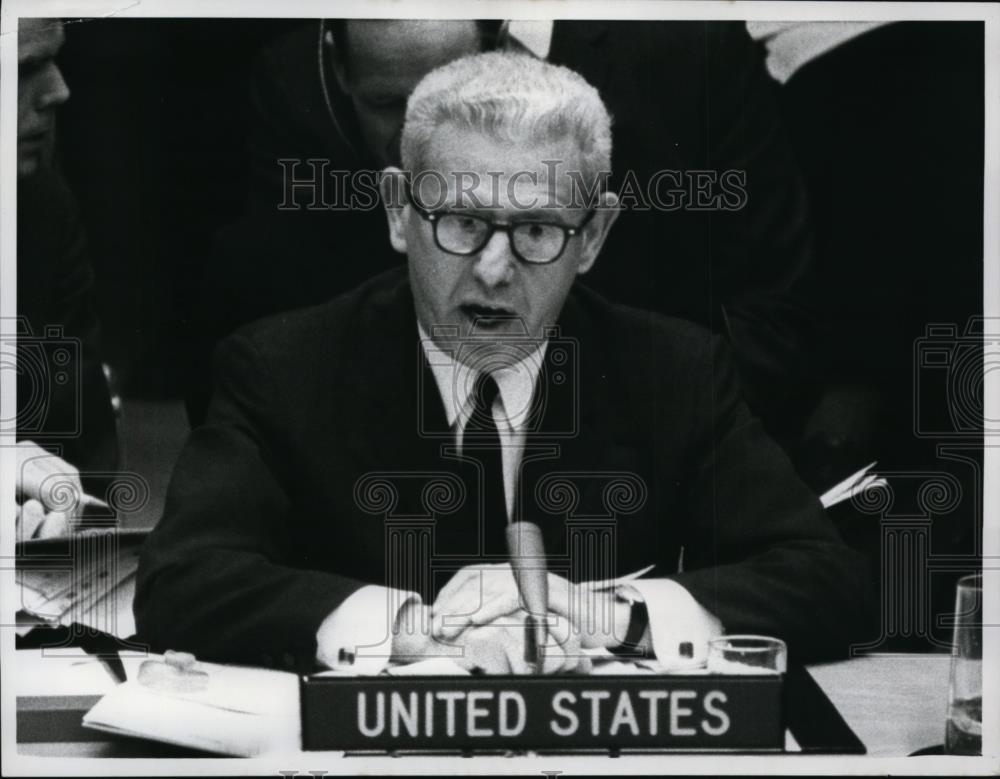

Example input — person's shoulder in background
[17,166,119,474]
[218,266,412,378]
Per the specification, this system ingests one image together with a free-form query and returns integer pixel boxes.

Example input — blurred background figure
[14,18,119,538]
[184,20,494,423]
[747,21,983,483]
[17,17,70,176]
[748,20,984,649]
[43,19,305,531]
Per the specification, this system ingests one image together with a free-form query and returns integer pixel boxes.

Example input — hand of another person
[15,498,70,539]
[14,440,81,539]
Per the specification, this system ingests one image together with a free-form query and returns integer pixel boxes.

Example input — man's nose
[471,230,516,287]
[39,64,70,110]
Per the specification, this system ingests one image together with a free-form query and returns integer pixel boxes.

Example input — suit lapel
[517,286,646,566]
[356,278,647,583]
[348,275,456,510]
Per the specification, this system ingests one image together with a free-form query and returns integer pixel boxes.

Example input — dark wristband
[610,598,649,657]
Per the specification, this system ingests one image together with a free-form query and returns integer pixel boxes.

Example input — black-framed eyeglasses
[407,186,597,265]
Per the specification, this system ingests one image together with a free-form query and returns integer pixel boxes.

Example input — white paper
[83,688,300,757]
[81,655,301,756]
[819,462,889,508]
[582,564,656,592]
[384,657,471,675]
[15,648,122,697]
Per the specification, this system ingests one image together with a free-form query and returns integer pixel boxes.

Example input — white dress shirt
[502,20,555,59]
[316,326,723,672]
[420,323,548,520]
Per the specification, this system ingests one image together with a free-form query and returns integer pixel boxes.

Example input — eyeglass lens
[435,214,566,262]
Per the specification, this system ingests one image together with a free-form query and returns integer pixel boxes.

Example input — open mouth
[20,125,51,142]
[460,303,516,326]
[19,130,51,150]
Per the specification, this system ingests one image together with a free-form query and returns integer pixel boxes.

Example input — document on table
[81,564,681,755]
[15,527,148,638]
[83,650,669,755]
[819,461,888,509]
[16,647,124,697]
[82,655,301,757]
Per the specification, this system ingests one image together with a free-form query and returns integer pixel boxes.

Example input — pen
[506,521,548,674]
[80,494,110,510]
[524,613,539,668]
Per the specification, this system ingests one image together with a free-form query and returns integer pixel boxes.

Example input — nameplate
[300,674,783,752]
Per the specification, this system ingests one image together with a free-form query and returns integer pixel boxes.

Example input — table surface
[15,651,953,760]
[805,654,951,757]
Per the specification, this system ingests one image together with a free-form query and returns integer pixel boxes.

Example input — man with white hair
[136,52,868,674]
[189,20,818,449]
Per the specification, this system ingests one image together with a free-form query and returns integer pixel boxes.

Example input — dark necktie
[465,374,510,558]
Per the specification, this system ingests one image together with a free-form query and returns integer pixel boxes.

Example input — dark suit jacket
[187,21,817,438]
[138,268,867,670]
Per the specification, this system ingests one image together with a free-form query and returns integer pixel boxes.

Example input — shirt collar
[418,322,549,433]
[501,20,554,60]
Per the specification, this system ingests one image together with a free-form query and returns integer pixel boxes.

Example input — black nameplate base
[300,674,783,752]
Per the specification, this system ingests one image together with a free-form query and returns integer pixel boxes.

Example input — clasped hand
[393,563,632,674]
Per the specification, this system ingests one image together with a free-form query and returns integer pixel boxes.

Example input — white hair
[400,51,612,190]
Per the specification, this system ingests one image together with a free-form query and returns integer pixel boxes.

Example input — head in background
[327,20,497,167]
[17,18,71,179]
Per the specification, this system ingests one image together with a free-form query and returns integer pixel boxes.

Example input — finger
[544,572,573,614]
[46,509,72,535]
[39,468,83,515]
[18,450,83,514]
[457,633,509,675]
[544,623,590,675]
[559,636,592,675]
[433,595,486,639]
[542,609,571,643]
[558,651,592,676]
[541,640,570,675]
[447,627,479,671]
[17,457,45,502]
[481,641,511,675]
[503,637,532,675]
[438,590,526,640]
[434,564,499,606]
[432,568,484,634]
[435,563,511,611]
[20,499,46,540]
[434,568,516,638]
[37,510,69,539]
[452,653,478,672]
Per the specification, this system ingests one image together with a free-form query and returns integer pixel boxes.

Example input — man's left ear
[576,191,620,275]
[326,27,351,96]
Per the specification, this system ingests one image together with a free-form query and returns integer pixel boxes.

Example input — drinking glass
[707,635,787,674]
[945,573,982,755]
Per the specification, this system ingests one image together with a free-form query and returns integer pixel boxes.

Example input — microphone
[505,521,548,673]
